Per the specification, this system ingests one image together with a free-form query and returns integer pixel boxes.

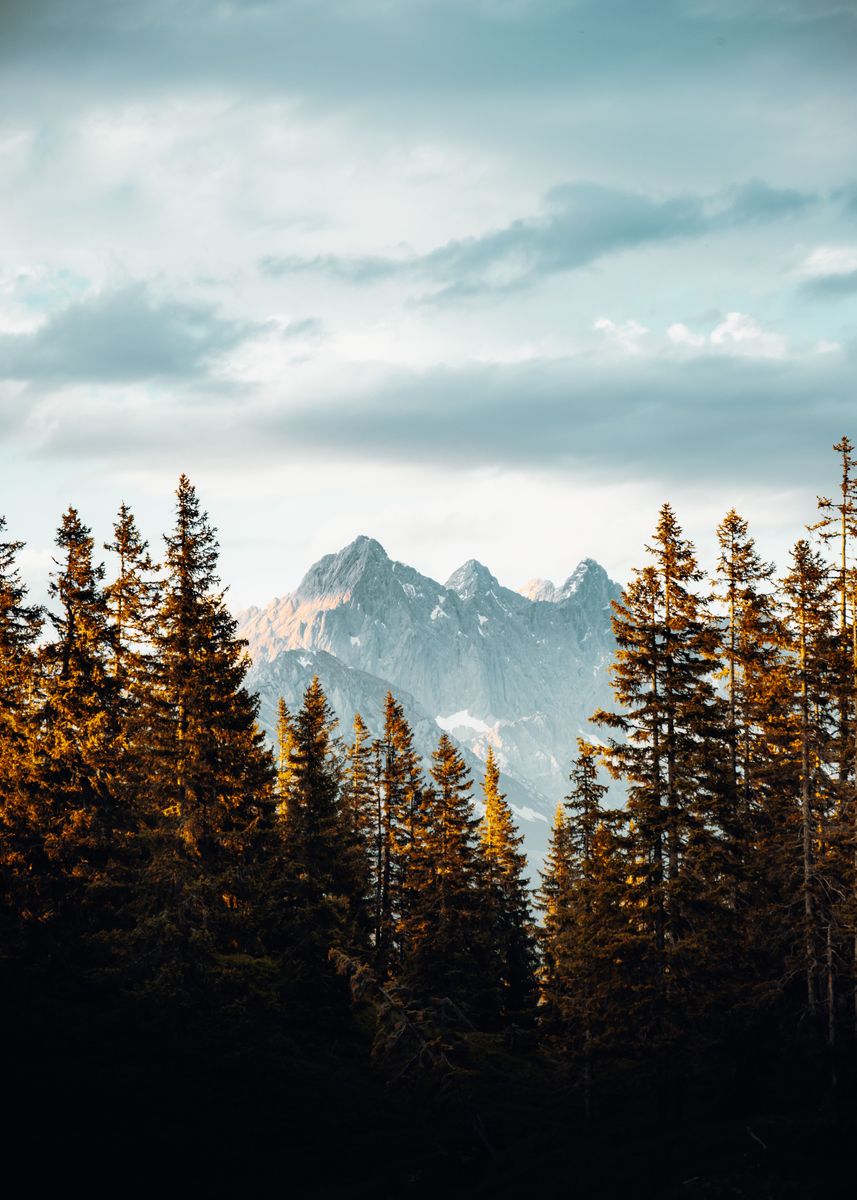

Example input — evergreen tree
[104,503,160,686]
[713,510,779,824]
[809,437,857,1043]
[0,517,43,956]
[711,511,784,1016]
[277,679,372,962]
[104,503,160,814]
[275,696,297,816]
[538,741,626,1119]
[778,539,839,1040]
[132,476,274,1006]
[479,747,537,1022]
[593,504,727,1111]
[376,693,423,975]
[399,734,490,1013]
[34,507,121,947]
[280,677,341,882]
[538,800,575,1027]
[339,712,378,948]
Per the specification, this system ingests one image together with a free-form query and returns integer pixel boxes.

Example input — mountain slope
[238,536,621,815]
[246,646,553,862]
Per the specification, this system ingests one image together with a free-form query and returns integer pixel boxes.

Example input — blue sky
[1,0,856,605]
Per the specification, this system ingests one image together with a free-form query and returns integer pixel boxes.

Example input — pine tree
[132,476,274,1006]
[376,693,423,975]
[399,733,490,1013]
[280,678,341,879]
[104,503,160,687]
[593,504,726,1111]
[0,517,43,956]
[713,510,779,823]
[104,503,160,814]
[30,507,123,957]
[275,696,297,816]
[538,801,575,1027]
[270,676,374,993]
[538,741,626,1120]
[479,747,537,1022]
[779,539,839,1039]
[810,436,857,780]
[339,712,378,948]
[809,437,857,1044]
[711,510,785,1017]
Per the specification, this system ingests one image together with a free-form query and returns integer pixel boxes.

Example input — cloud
[260,180,815,300]
[667,312,787,358]
[594,317,649,354]
[256,345,856,484]
[798,245,857,299]
[0,283,257,384]
[709,312,787,358]
[667,323,707,348]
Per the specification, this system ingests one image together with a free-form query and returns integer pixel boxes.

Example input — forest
[3,446,857,1197]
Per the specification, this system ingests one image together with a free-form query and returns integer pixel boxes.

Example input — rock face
[238,536,622,862]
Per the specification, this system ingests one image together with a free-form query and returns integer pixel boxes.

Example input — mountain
[238,536,622,861]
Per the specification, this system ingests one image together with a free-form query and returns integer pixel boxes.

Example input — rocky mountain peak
[519,578,559,602]
[558,558,613,604]
[445,558,501,602]
[295,535,391,602]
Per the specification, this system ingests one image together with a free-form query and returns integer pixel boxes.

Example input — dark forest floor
[6,1015,854,1200]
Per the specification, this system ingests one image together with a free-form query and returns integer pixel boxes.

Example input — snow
[436,709,494,735]
[430,604,449,620]
[477,614,488,625]
[350,635,361,647]
[512,805,549,824]
[402,583,416,598]
[298,655,313,668]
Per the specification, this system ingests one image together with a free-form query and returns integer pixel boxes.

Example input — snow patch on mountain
[436,709,496,736]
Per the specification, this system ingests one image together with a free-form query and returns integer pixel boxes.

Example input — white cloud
[710,311,787,358]
[667,311,787,359]
[594,317,649,354]
[800,245,857,278]
[667,322,706,347]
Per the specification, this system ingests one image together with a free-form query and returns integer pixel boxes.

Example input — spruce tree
[104,503,160,817]
[593,504,726,1111]
[376,693,423,975]
[809,437,857,1043]
[275,696,297,816]
[538,740,626,1119]
[711,510,784,1017]
[0,517,43,957]
[538,800,575,1028]
[479,747,537,1022]
[779,539,839,1039]
[35,507,121,948]
[276,678,373,965]
[280,677,341,882]
[104,503,160,687]
[132,476,274,1007]
[339,712,378,949]
[399,733,490,1013]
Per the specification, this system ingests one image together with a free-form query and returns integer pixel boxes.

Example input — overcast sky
[2,0,856,607]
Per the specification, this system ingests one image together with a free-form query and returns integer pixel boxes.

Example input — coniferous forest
[5,448,857,1197]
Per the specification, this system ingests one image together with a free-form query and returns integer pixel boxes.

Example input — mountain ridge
[238,536,622,862]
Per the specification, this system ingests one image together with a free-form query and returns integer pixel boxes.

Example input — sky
[1,0,856,609]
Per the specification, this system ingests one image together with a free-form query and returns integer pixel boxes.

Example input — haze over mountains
[237,536,621,861]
